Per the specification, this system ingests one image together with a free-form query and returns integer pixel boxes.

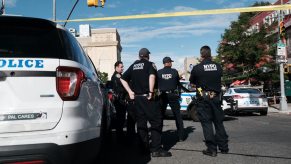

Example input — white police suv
[166,81,196,118]
[0,16,111,164]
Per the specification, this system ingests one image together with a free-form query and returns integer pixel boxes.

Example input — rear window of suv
[0,19,64,58]
[234,88,261,94]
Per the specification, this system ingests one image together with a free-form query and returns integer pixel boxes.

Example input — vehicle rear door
[0,17,64,133]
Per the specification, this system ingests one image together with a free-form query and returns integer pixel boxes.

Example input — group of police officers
[110,45,229,157]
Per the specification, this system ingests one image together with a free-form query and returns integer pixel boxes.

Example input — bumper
[0,137,101,164]
[236,107,268,112]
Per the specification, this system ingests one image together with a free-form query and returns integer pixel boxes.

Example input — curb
[269,105,291,115]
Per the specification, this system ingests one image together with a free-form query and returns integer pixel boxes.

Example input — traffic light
[100,0,105,7]
[280,21,286,38]
[87,0,98,7]
[284,64,291,74]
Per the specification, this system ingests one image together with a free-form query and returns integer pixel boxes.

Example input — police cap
[139,48,150,58]
[163,56,174,64]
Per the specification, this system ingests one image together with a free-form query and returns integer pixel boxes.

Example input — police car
[0,16,111,164]
[222,86,268,115]
[166,81,196,118]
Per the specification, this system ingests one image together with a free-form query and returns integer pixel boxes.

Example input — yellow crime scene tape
[57,4,291,23]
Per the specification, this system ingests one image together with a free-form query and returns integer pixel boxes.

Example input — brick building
[249,0,291,59]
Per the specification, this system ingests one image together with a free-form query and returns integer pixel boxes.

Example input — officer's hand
[129,91,135,100]
[147,92,153,100]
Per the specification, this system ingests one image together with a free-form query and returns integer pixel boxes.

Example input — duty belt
[197,88,217,99]
[162,90,177,94]
[135,94,148,97]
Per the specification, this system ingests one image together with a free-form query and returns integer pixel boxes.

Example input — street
[96,108,291,164]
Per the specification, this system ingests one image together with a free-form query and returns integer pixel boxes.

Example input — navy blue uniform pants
[134,96,163,152]
[160,93,184,138]
[196,96,229,152]
[113,100,126,137]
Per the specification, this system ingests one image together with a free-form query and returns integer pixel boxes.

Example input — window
[61,31,88,66]
[234,88,261,94]
[0,26,63,58]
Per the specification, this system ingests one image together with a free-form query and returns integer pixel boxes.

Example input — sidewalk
[269,103,291,114]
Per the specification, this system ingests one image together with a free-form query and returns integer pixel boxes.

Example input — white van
[0,16,111,164]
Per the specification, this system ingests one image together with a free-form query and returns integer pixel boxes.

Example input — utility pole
[53,0,56,21]
[278,0,288,111]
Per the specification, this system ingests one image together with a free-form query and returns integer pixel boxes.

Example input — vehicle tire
[188,105,199,122]
[260,110,268,116]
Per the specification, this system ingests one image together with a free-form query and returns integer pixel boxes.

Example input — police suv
[166,81,196,118]
[0,16,111,163]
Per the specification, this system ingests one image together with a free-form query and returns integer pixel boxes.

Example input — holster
[197,88,217,100]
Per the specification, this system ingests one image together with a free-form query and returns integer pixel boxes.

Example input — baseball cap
[139,48,151,57]
[163,57,174,64]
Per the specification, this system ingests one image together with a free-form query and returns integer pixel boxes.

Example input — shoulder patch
[116,74,121,78]
[152,63,157,70]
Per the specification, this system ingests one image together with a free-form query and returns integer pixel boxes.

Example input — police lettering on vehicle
[0,59,44,68]
[203,64,217,71]
[133,63,144,70]
[162,74,172,80]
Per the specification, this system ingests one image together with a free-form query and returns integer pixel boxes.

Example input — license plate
[244,100,259,105]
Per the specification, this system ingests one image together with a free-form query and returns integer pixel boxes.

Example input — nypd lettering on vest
[0,59,44,69]
[203,64,217,71]
[133,63,144,70]
[162,74,172,80]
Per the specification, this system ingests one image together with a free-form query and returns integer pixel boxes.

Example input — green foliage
[97,71,108,84]
[217,1,279,84]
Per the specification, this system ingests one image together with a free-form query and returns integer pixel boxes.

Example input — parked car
[222,86,269,115]
[0,16,111,164]
[165,81,196,118]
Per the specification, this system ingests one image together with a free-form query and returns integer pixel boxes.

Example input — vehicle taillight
[232,95,243,99]
[56,66,86,101]
[6,160,45,164]
[260,95,266,98]
[108,91,113,101]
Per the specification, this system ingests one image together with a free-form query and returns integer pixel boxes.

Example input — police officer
[111,61,127,139]
[120,48,172,157]
[189,45,229,157]
[157,57,185,141]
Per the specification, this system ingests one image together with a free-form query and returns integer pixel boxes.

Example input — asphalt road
[95,109,291,164]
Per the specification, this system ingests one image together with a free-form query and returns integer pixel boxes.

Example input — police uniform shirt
[189,59,222,93]
[111,71,126,95]
[157,67,179,92]
[121,59,157,94]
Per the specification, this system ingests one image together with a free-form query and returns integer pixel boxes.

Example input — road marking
[57,4,291,23]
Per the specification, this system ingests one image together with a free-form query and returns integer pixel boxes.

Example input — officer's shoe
[220,149,229,154]
[151,149,172,157]
[202,149,217,157]
[178,135,185,142]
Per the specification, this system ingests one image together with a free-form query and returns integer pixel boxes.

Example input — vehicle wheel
[188,105,199,122]
[260,110,268,116]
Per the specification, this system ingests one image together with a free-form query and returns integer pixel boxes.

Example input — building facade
[249,0,291,59]
[183,57,199,80]
[76,27,122,79]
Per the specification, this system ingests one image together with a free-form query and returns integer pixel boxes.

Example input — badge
[116,74,121,78]
[186,98,191,104]
[152,63,157,70]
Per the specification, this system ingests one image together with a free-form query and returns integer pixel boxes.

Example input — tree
[216,1,279,85]
[97,71,108,84]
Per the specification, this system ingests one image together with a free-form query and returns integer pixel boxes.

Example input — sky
[4,0,278,70]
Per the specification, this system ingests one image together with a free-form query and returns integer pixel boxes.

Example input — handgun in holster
[197,87,216,99]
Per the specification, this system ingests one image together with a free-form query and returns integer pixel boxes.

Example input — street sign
[277,42,286,56]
